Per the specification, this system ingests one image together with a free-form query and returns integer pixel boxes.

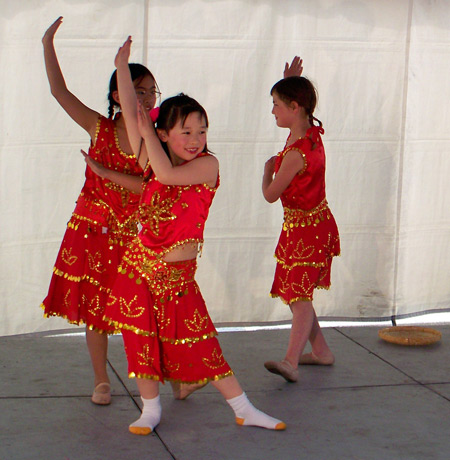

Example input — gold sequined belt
[72,194,138,237]
[121,238,197,293]
[283,199,331,231]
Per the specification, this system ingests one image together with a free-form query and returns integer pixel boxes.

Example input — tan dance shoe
[264,359,299,382]
[91,382,111,405]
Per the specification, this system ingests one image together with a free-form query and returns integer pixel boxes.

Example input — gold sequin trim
[128,370,234,383]
[103,315,218,344]
[282,199,331,234]
[40,303,118,335]
[270,293,314,304]
[279,146,307,176]
[71,196,139,237]
[51,266,111,293]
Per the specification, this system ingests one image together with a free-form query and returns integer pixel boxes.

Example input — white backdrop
[0,0,449,336]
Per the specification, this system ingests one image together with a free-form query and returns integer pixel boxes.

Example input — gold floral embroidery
[278,271,314,297]
[83,294,102,317]
[63,289,71,310]
[153,303,171,329]
[163,354,180,373]
[202,348,226,369]
[119,295,145,318]
[184,309,209,332]
[300,272,314,296]
[139,190,181,236]
[61,248,78,266]
[291,239,315,261]
[137,344,154,367]
[107,294,117,307]
[88,251,106,274]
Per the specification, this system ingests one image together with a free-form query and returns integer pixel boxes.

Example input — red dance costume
[103,154,233,384]
[270,126,340,304]
[41,116,143,332]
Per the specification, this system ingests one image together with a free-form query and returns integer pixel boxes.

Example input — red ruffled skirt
[41,213,137,333]
[271,202,340,304]
[103,238,233,384]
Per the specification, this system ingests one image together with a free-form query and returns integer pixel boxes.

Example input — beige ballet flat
[264,359,299,383]
[91,382,111,405]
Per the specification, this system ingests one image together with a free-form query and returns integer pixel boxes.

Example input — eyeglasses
[136,88,161,98]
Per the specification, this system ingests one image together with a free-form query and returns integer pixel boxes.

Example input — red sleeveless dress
[270,126,340,304]
[103,155,233,384]
[41,115,143,332]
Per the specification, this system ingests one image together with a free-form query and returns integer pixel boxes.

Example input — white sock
[129,395,161,435]
[226,392,286,430]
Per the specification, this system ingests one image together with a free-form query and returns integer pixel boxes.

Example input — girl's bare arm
[42,17,99,139]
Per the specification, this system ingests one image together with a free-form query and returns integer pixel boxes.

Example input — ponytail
[309,114,322,128]
[107,95,115,119]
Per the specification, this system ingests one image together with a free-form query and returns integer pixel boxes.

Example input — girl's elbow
[263,191,278,203]
[156,172,172,185]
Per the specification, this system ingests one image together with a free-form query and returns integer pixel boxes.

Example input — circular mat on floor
[378,326,442,346]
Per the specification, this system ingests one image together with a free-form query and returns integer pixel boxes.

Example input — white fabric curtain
[1,0,449,336]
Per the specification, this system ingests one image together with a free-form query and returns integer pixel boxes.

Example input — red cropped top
[138,154,219,256]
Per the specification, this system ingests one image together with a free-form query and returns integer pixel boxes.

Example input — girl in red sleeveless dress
[103,37,286,435]
[41,18,159,404]
[262,76,340,383]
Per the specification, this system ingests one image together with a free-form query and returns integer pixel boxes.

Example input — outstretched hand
[42,16,63,44]
[283,56,303,78]
[81,149,109,179]
[137,101,156,139]
[114,36,132,69]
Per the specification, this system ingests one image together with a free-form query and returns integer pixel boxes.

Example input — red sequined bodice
[274,126,326,211]
[74,116,143,235]
[138,154,219,255]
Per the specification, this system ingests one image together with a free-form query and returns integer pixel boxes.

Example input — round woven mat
[378,326,441,346]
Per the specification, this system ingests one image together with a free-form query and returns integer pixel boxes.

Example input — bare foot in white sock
[227,392,286,430]
[129,395,161,435]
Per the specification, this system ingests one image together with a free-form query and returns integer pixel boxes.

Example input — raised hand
[42,16,63,45]
[137,101,155,139]
[283,56,303,78]
[114,36,132,69]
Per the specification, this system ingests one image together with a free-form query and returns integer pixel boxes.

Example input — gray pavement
[1,325,449,460]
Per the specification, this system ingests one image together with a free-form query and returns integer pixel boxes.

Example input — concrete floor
[1,325,449,460]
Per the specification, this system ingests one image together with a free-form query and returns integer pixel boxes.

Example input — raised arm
[114,37,146,165]
[42,17,99,139]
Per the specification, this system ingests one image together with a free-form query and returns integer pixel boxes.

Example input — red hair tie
[149,107,160,123]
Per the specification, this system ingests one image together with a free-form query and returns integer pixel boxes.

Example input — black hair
[156,93,210,159]
[107,63,156,118]
[271,76,322,128]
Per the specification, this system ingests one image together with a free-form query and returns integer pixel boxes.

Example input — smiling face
[271,92,297,128]
[158,112,208,165]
